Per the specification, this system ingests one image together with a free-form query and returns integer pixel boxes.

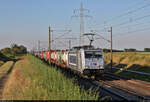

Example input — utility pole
[72,2,92,46]
[48,26,51,64]
[38,40,40,52]
[69,40,71,50]
[110,27,113,71]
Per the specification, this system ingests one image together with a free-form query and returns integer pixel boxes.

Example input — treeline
[144,48,150,52]
[0,44,27,59]
[103,48,150,52]
[103,49,123,52]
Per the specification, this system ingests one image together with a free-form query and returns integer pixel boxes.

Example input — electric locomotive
[68,45,105,77]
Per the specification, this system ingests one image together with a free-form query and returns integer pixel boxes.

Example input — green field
[2,54,99,100]
[104,52,150,81]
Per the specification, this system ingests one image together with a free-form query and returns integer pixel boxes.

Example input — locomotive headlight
[99,66,103,69]
[85,66,88,69]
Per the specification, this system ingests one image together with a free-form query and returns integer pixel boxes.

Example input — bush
[124,48,136,52]
[144,48,150,52]
[11,44,27,55]
[0,44,27,58]
[0,48,15,58]
[0,52,13,62]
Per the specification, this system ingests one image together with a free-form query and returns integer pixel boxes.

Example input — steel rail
[111,67,150,76]
[99,80,150,100]
[92,81,136,101]
[101,73,150,101]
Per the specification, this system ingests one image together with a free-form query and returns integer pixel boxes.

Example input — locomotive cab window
[85,51,102,58]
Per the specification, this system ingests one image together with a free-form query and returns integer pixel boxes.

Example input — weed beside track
[2,54,99,100]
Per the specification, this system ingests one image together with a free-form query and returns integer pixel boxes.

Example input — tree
[11,44,27,55]
[144,48,150,52]
[1,44,27,57]
[0,47,15,58]
[19,45,27,54]
[124,48,136,52]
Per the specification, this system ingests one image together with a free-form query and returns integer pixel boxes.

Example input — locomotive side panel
[77,50,83,73]
[68,50,84,73]
[68,52,78,71]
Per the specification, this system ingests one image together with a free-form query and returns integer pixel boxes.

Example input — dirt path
[0,62,16,99]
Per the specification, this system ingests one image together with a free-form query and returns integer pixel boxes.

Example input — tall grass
[2,55,99,100]
[105,52,150,70]
[27,55,99,100]
[0,60,4,66]
[0,61,13,79]
[0,61,13,72]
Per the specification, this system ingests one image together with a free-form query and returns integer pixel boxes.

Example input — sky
[0,0,150,51]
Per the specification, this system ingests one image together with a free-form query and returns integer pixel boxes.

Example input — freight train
[34,46,105,78]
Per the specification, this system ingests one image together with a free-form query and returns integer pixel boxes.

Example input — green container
[43,51,46,60]
[56,51,62,65]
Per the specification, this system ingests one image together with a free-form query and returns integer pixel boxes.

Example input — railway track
[57,69,145,101]
[94,72,150,101]
[41,58,150,101]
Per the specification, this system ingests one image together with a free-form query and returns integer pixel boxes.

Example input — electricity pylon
[72,1,92,46]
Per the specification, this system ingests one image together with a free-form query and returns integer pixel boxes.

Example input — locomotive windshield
[85,51,102,58]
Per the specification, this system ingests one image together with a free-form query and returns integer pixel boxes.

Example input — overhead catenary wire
[53,30,72,40]
[41,1,150,51]
[104,1,150,23]
[112,14,150,28]
[114,26,150,37]
[93,1,150,33]
[114,20,150,31]
[94,37,110,49]
[89,0,149,28]
[90,30,110,43]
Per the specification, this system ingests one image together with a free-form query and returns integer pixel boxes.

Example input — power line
[112,14,150,28]
[54,30,72,40]
[95,34,110,43]
[90,1,147,28]
[114,20,150,30]
[114,26,150,37]
[54,40,69,49]
[56,37,79,40]
[93,1,150,32]
[90,30,110,43]
[105,1,150,23]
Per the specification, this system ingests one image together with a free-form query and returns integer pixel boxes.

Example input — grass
[0,60,4,66]
[105,68,150,82]
[0,61,14,79]
[0,52,14,62]
[105,52,150,71]
[2,54,99,100]
[104,52,150,82]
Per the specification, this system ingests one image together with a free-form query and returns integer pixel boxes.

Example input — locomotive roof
[71,45,103,51]
[69,48,103,52]
[72,45,94,50]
